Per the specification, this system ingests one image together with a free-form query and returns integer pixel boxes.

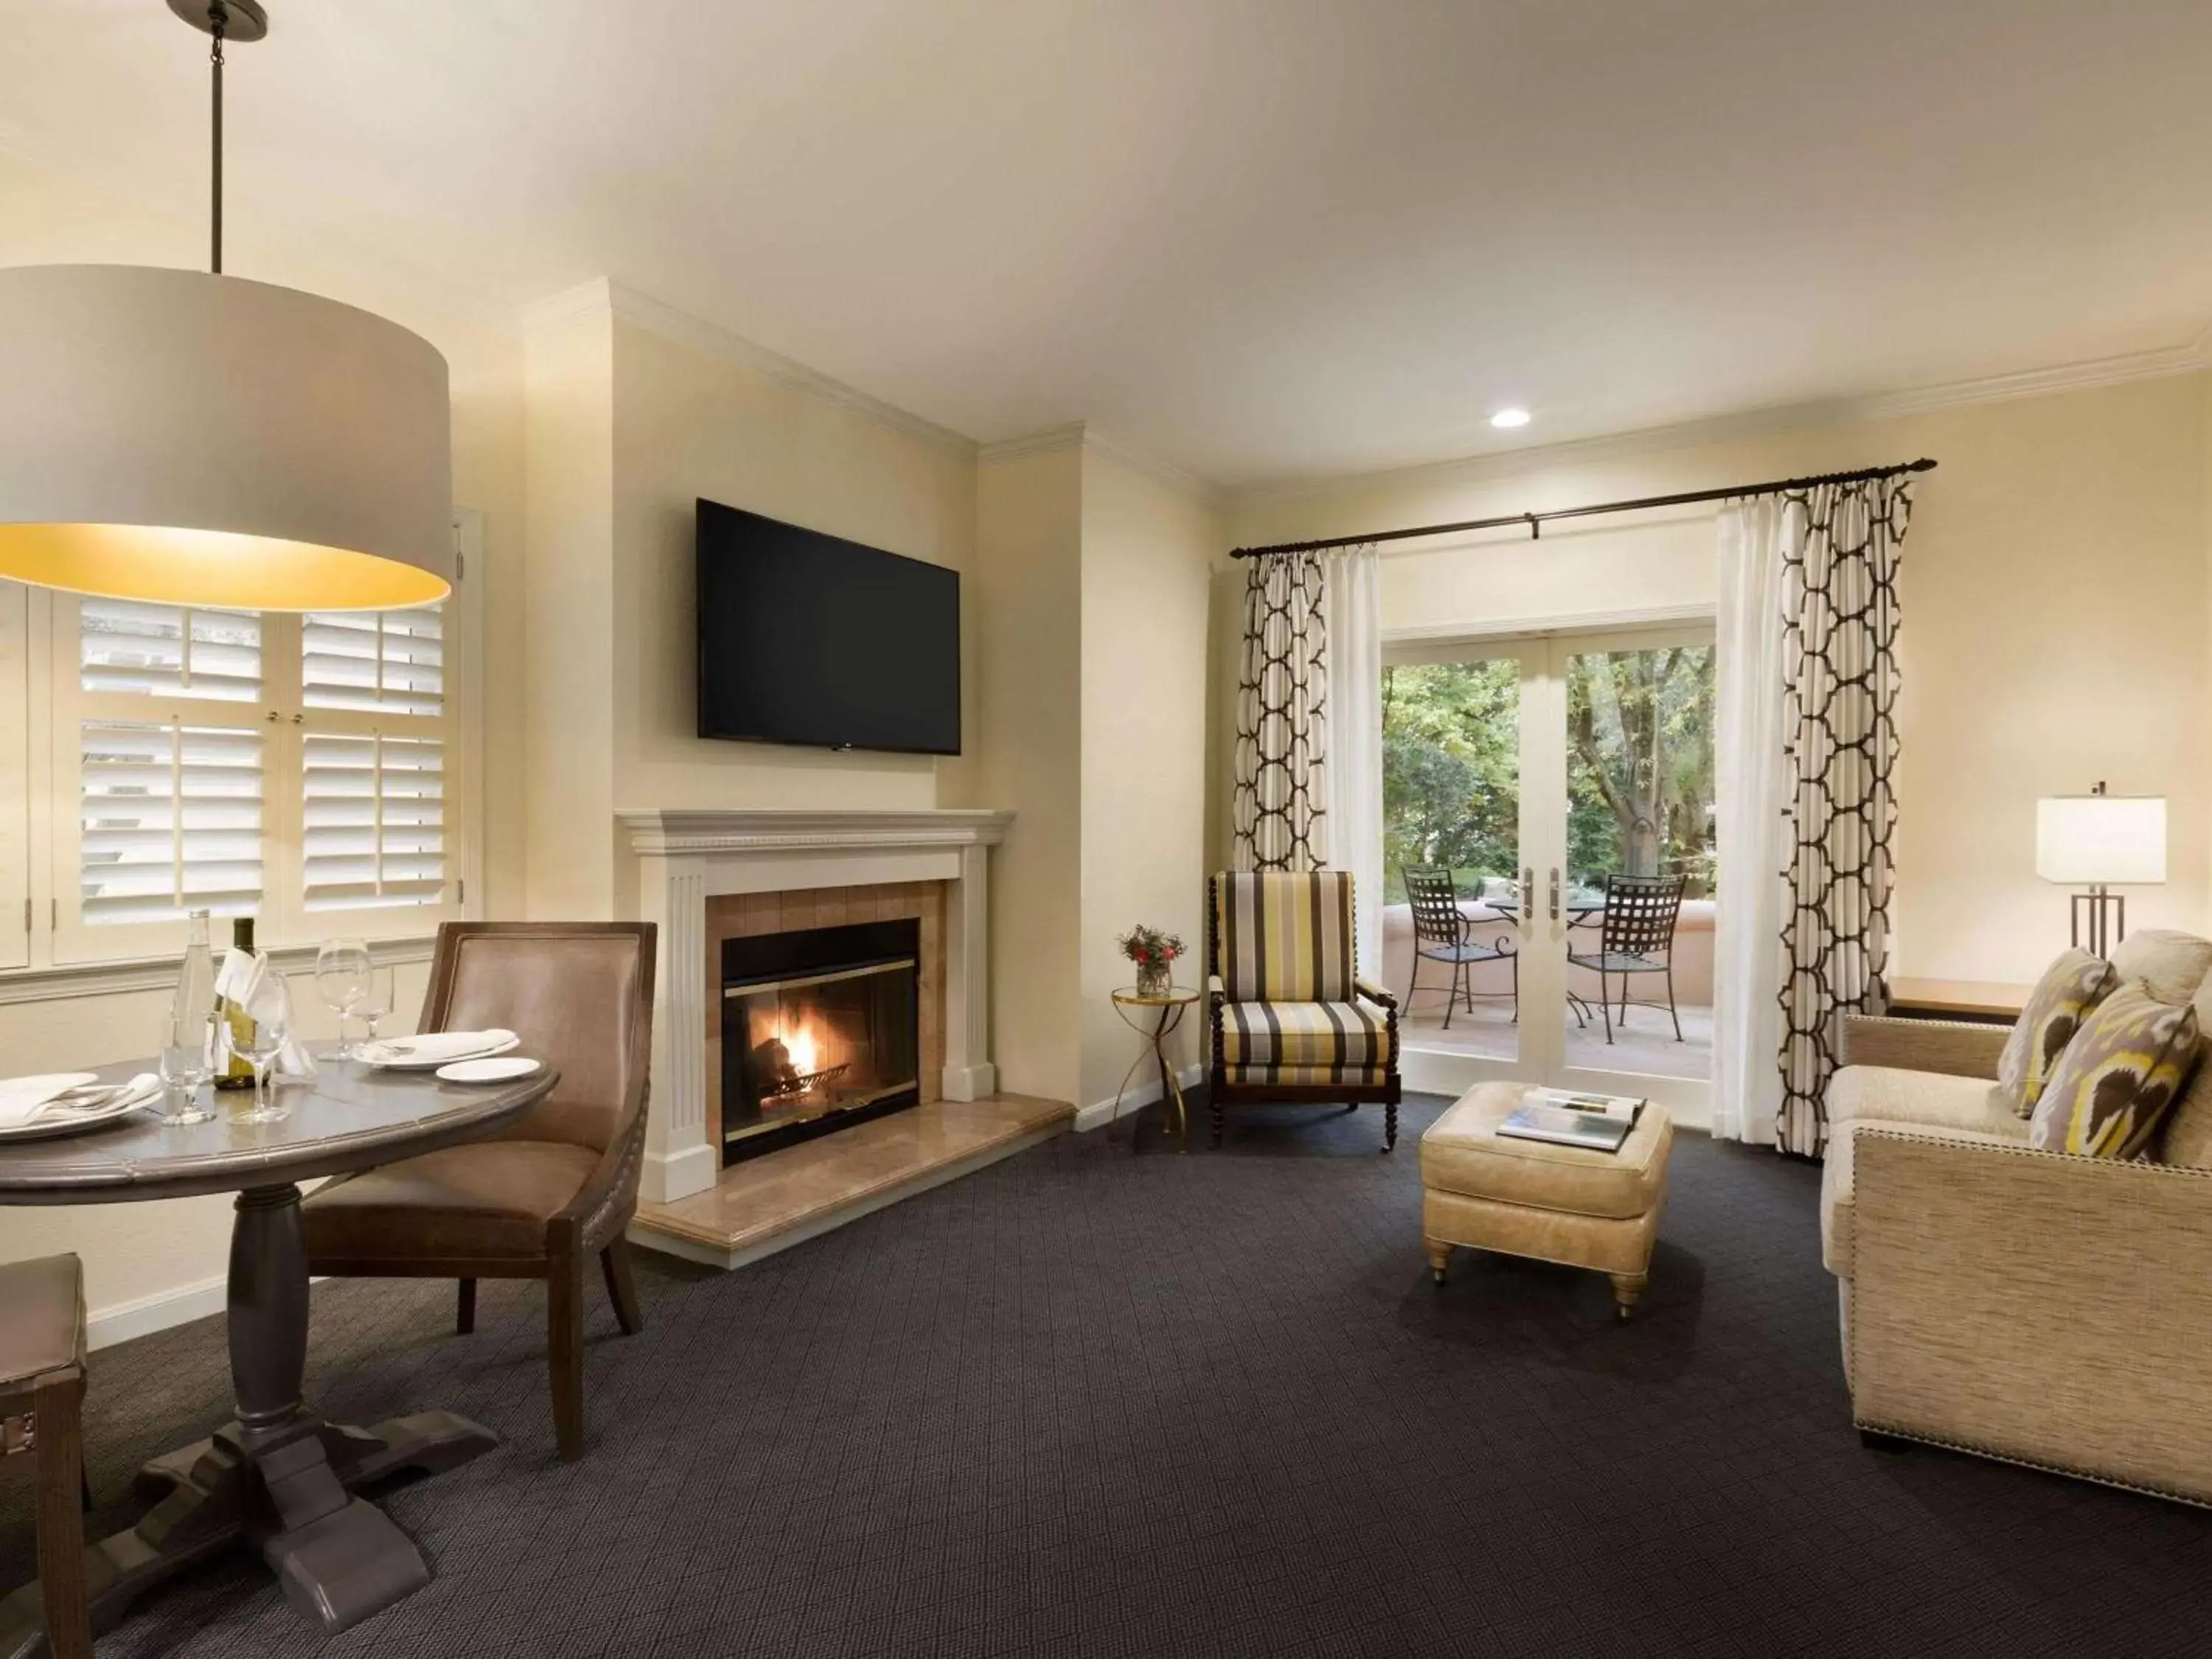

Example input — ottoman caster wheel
[1609,1273,1646,1321]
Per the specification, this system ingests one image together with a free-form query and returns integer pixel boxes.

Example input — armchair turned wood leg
[601,1237,644,1336]
[1210,1096,1225,1150]
[1383,1101,1398,1152]
[549,1253,585,1462]
[35,1376,92,1659]
[456,1276,476,1335]
[1425,1239,1453,1286]
[1609,1272,1646,1321]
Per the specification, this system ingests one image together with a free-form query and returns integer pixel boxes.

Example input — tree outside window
[1381,647,1716,902]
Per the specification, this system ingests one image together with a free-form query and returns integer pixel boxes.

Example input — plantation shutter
[80,599,263,703]
[71,602,267,936]
[301,732,448,911]
[46,515,474,964]
[77,721,266,925]
[302,608,443,714]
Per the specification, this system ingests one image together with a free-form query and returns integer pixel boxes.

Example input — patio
[1380,900,1715,1082]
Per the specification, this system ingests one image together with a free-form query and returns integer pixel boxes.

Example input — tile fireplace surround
[617,808,1012,1206]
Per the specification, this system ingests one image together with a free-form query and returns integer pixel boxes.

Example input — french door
[1383,623,1717,1117]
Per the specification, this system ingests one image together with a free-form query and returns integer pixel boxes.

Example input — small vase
[1134,960,1172,998]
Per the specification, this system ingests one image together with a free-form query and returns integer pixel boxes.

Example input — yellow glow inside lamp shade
[0,265,453,611]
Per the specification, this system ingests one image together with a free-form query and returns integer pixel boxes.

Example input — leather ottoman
[1420,1081,1674,1318]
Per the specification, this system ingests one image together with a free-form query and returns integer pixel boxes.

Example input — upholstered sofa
[1822,953,2212,1507]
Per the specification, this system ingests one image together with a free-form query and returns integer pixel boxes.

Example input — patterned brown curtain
[1776,476,1913,1156]
[1232,552,1327,872]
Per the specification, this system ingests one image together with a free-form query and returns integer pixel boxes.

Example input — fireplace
[720,917,922,1164]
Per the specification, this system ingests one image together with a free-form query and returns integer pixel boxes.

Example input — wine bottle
[215,915,259,1091]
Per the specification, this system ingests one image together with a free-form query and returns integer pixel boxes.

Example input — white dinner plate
[0,1078,164,1143]
[365,1034,521,1071]
[435,1056,541,1084]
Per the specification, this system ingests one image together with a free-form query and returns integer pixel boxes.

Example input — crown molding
[1082,425,1225,507]
[1847,341,2208,421]
[977,424,1087,465]
[518,276,615,338]
[521,278,978,457]
[1235,337,2212,506]
[979,422,1222,506]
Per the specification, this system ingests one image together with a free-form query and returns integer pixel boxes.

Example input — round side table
[1110,986,1201,1150]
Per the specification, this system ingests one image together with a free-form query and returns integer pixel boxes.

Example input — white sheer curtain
[1322,546,1385,980]
[1711,496,1795,1144]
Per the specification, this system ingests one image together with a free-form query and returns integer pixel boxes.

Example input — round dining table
[0,1054,557,1656]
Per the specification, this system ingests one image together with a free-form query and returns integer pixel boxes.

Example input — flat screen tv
[696,499,961,756]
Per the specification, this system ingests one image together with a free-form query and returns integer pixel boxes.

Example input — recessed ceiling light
[1490,407,1531,430]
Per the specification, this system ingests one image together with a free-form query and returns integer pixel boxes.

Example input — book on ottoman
[1496,1089,1645,1153]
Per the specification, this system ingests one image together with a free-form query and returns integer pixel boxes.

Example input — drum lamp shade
[0,264,453,611]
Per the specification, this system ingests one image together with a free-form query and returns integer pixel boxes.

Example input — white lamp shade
[2036,795,2167,885]
[0,265,452,611]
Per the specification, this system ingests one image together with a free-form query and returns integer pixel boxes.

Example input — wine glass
[354,964,393,1054]
[156,1006,218,1127]
[315,938,372,1060]
[229,972,293,1127]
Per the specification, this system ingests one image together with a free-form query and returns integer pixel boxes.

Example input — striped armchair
[1206,870,1402,1151]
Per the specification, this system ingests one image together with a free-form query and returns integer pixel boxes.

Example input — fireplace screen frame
[720,917,922,1164]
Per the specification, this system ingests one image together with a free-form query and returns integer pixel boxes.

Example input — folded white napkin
[214,949,319,1079]
[0,1072,161,1129]
[0,1074,97,1129]
[361,1029,516,1065]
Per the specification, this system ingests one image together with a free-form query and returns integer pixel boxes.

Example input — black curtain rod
[1229,456,1938,558]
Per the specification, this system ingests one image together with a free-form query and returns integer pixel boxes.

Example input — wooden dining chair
[302,922,657,1461]
[1,1253,92,1659]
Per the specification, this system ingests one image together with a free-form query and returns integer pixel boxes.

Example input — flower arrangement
[1117,924,1185,996]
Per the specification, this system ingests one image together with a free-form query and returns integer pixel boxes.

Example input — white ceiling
[6,1,2211,484]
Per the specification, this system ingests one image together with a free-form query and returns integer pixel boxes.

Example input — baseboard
[87,1274,230,1352]
[940,1061,998,1102]
[638,1142,719,1204]
[1075,1062,1205,1133]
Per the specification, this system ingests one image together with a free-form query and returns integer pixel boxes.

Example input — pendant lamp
[0,1,453,611]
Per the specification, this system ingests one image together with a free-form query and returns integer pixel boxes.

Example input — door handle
[1548,867,1561,922]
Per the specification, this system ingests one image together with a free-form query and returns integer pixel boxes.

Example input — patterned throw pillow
[2028,984,2201,1158]
[1997,948,2118,1119]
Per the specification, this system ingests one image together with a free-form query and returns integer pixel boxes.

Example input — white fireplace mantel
[617,807,1012,1204]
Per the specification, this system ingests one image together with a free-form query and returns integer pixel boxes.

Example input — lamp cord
[209,2,227,273]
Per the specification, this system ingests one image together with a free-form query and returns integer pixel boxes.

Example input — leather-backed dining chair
[1,1253,92,1659]
[302,922,656,1461]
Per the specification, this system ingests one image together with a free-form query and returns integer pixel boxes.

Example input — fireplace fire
[722,919,921,1163]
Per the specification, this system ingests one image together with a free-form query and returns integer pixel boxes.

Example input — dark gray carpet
[6,1094,2211,1658]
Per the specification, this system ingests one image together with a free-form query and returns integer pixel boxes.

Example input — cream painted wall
[1227,372,2212,982]
[0,153,524,1335]
[1077,451,1222,1112]
[522,306,619,918]
[608,316,975,818]
[968,448,1085,1105]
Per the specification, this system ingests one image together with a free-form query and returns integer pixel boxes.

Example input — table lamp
[2036,784,2165,958]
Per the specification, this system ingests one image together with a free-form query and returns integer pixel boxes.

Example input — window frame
[18,510,483,970]
[0,582,27,970]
